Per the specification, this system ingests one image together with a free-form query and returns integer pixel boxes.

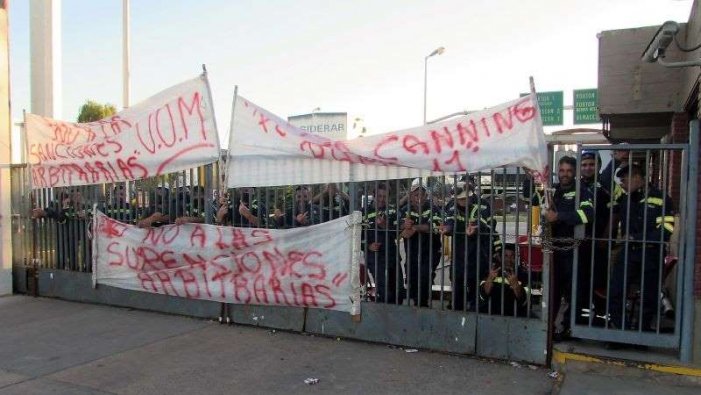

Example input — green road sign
[520,91,563,126]
[573,89,599,124]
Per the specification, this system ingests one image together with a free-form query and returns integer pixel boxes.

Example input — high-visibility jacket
[550,183,595,240]
[614,185,675,256]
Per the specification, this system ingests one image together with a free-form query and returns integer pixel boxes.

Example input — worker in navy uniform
[104,184,134,223]
[313,183,350,223]
[136,186,172,228]
[580,150,612,239]
[175,186,207,225]
[364,183,403,304]
[215,187,267,227]
[32,189,88,270]
[578,150,613,321]
[479,244,531,317]
[608,164,675,330]
[399,182,442,307]
[442,183,501,311]
[524,156,594,339]
[273,185,321,229]
[599,148,628,200]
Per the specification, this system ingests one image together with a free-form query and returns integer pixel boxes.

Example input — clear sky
[7,0,695,142]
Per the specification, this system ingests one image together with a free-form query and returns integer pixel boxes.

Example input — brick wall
[669,113,689,209]
[666,113,701,297]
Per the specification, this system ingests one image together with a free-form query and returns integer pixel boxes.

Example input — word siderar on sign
[92,211,362,314]
[227,94,549,187]
[288,112,347,140]
[25,76,220,188]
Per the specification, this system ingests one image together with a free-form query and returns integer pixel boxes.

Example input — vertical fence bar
[657,148,669,334]
[638,150,652,332]
[570,146,581,331]
[604,147,617,329]
[620,150,634,331]
[681,122,697,362]
[499,168,507,315]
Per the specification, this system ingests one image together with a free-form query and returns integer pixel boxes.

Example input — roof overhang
[600,112,672,143]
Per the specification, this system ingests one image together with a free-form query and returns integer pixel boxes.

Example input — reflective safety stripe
[494,239,502,246]
[655,216,675,224]
[470,205,480,220]
[563,191,576,198]
[367,209,397,220]
[663,223,675,233]
[577,209,588,224]
[613,184,624,200]
[106,209,131,215]
[642,197,664,206]
[579,201,593,208]
[422,209,433,216]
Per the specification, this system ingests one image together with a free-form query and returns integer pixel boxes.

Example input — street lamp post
[423,46,445,124]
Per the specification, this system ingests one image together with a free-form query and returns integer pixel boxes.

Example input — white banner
[226,94,548,187]
[92,210,362,314]
[26,75,220,188]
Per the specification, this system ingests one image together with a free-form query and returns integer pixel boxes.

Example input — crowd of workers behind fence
[30,149,678,337]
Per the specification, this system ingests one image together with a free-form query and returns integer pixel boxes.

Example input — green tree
[77,100,117,123]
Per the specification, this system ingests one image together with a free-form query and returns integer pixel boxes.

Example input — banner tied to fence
[92,210,362,314]
[26,75,220,188]
[227,93,548,187]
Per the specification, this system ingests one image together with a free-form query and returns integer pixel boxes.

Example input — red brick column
[669,113,689,209]
[665,113,701,296]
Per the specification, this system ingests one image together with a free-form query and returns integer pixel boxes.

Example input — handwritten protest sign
[92,210,362,314]
[227,94,548,187]
[26,76,220,188]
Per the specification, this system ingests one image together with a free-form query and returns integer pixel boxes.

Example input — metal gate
[559,138,696,359]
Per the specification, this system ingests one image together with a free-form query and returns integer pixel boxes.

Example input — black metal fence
[10,143,689,351]
[13,162,546,320]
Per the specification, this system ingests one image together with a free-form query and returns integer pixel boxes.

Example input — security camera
[641,21,679,63]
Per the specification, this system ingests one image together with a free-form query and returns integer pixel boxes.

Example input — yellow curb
[553,350,701,377]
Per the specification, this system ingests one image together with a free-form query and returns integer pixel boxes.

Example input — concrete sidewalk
[0,295,554,394]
